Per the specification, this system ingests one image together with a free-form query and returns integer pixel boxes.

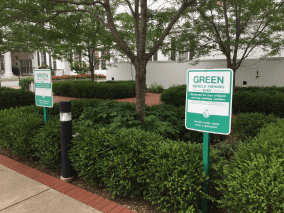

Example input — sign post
[34,69,53,124]
[185,69,233,212]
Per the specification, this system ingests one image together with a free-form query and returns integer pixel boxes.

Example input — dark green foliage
[69,125,226,212]
[161,85,284,118]
[232,91,284,117]
[69,126,163,198]
[79,101,204,142]
[46,98,104,121]
[52,80,135,99]
[0,88,35,110]
[32,116,61,169]
[143,141,225,212]
[0,106,44,157]
[19,78,34,90]
[215,119,284,211]
[78,100,141,129]
[233,113,279,142]
[235,86,284,93]
[160,84,186,107]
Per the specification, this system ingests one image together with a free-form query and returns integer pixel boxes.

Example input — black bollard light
[59,101,75,182]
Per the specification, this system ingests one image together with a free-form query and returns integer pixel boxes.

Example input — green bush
[52,80,135,99]
[148,82,164,93]
[160,84,186,107]
[232,91,284,117]
[69,126,226,212]
[0,89,35,110]
[233,112,279,142]
[235,86,284,93]
[0,107,44,157]
[69,126,162,198]
[19,78,34,90]
[143,141,225,212]
[45,98,104,121]
[32,116,61,169]
[215,119,284,212]
[78,100,141,129]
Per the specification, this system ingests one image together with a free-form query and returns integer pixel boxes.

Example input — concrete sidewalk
[0,155,135,213]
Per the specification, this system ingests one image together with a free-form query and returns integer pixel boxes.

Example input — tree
[7,0,197,123]
[173,0,284,92]
[45,11,115,83]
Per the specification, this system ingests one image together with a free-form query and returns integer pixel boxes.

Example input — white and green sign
[34,69,53,108]
[185,69,233,135]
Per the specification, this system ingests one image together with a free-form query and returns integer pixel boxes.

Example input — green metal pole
[43,107,49,124]
[202,132,210,213]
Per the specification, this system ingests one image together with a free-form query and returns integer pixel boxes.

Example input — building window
[53,60,57,70]
[95,61,100,70]
[41,52,46,65]
[171,37,176,61]
[95,50,100,59]
[101,59,106,69]
[37,52,40,66]
[153,50,158,61]
[0,55,4,71]
[20,59,32,74]
[179,51,188,62]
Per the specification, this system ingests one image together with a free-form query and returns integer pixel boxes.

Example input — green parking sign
[185,69,233,135]
[34,69,53,108]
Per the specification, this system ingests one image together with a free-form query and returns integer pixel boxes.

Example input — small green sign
[185,69,233,135]
[34,69,53,108]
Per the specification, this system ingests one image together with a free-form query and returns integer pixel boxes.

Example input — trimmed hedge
[0,106,44,157]
[0,88,35,111]
[160,85,284,117]
[215,119,284,212]
[52,80,136,99]
[160,84,186,107]
[232,91,284,117]
[233,112,279,141]
[69,125,226,212]
[235,86,284,93]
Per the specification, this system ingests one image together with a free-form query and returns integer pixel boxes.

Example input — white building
[0,51,107,79]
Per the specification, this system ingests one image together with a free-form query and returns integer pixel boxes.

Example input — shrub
[0,89,35,110]
[215,119,284,212]
[233,112,279,141]
[69,125,226,212]
[232,91,284,117]
[19,78,34,90]
[143,141,225,212]
[160,84,186,107]
[0,107,44,157]
[78,100,141,129]
[32,116,61,169]
[69,126,163,198]
[148,82,164,93]
[52,80,135,99]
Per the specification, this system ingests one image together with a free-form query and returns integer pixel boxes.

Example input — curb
[0,154,136,213]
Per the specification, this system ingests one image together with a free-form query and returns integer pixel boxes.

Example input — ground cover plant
[148,82,164,93]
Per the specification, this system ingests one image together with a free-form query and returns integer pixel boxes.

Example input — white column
[2,52,16,79]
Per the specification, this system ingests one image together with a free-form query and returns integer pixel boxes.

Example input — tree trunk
[134,61,147,124]
[233,69,236,94]
[90,63,95,83]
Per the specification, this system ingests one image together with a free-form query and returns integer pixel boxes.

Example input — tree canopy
[168,0,284,91]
